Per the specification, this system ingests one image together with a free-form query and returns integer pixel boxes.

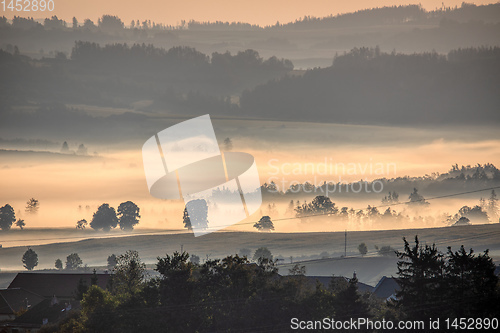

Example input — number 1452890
[2,0,55,12]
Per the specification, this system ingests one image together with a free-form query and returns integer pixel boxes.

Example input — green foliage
[81,285,118,332]
[111,250,146,296]
[22,248,38,270]
[0,204,16,230]
[90,203,118,231]
[46,240,499,332]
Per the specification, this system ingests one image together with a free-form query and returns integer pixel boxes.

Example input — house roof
[12,298,79,326]
[8,273,110,299]
[0,288,45,315]
[372,276,400,299]
[305,276,374,293]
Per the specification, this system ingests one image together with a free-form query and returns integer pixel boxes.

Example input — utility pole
[344,230,347,258]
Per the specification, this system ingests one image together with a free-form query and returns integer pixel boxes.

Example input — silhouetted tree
[60,141,70,153]
[445,245,499,318]
[378,245,396,257]
[55,258,63,270]
[182,207,191,230]
[253,247,273,262]
[183,199,209,231]
[111,250,146,295]
[90,204,118,231]
[254,216,274,231]
[488,190,499,221]
[190,254,200,265]
[453,216,471,226]
[76,277,89,300]
[0,204,16,230]
[25,198,39,214]
[107,254,117,270]
[15,219,25,230]
[239,248,251,258]
[358,242,368,255]
[295,195,338,218]
[334,276,370,320]
[99,15,124,32]
[408,188,428,205]
[76,219,88,229]
[117,201,141,231]
[395,236,445,320]
[81,285,118,331]
[22,248,38,270]
[76,144,88,155]
[288,263,306,275]
[66,253,83,270]
[223,137,233,151]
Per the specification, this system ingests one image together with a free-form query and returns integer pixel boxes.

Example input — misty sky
[3,1,498,26]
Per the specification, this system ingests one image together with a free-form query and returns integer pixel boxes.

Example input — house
[1,272,111,332]
[305,275,374,293]
[0,289,45,322]
[372,276,400,300]
[7,273,110,300]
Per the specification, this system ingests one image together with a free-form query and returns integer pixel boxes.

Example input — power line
[206,185,500,229]
[1,186,498,245]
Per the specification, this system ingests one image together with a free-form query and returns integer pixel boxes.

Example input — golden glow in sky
[2,1,499,26]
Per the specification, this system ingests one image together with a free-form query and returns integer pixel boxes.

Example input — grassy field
[1,223,499,287]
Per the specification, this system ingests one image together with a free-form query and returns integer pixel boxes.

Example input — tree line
[2,3,499,31]
[38,237,500,332]
[76,201,141,232]
[253,189,499,231]
[260,163,500,199]
[240,46,500,125]
[0,42,293,110]
[22,249,84,271]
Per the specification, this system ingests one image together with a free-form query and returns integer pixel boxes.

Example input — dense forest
[0,42,293,109]
[240,46,500,125]
[1,45,499,127]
